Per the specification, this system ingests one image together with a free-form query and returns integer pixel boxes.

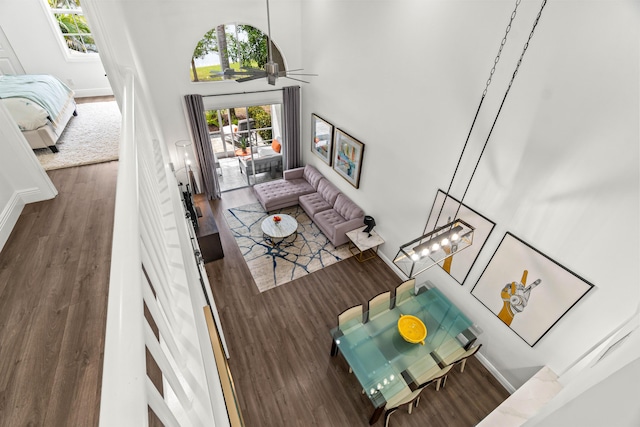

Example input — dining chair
[338,304,363,334]
[366,291,391,322]
[382,384,427,427]
[450,343,483,373]
[408,355,455,391]
[336,304,363,372]
[419,364,454,391]
[393,278,415,308]
[434,337,467,366]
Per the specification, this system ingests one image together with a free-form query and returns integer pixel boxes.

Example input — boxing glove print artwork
[471,233,594,347]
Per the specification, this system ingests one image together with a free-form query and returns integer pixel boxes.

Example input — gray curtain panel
[282,86,301,170]
[184,94,221,200]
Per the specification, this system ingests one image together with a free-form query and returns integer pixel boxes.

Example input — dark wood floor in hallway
[205,188,510,427]
[0,161,117,426]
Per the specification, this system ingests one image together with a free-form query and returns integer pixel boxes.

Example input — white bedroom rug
[35,101,121,170]
[223,203,353,292]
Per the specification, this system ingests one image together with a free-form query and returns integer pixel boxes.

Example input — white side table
[346,226,384,262]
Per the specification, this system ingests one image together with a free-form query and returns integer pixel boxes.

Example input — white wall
[0,0,111,96]
[47,0,639,399]
[0,103,57,252]
[300,0,639,389]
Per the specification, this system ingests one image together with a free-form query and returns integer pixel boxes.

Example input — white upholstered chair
[367,291,391,322]
[449,343,483,373]
[338,304,363,334]
[336,304,363,373]
[394,278,415,307]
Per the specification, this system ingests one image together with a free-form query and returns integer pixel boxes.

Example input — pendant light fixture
[394,0,548,279]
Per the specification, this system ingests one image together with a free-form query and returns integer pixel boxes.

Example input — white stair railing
[100,70,231,426]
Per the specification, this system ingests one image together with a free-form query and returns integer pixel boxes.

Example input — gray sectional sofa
[253,165,364,247]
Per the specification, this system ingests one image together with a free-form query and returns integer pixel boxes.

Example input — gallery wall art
[471,232,595,346]
[424,189,496,285]
[332,128,364,188]
[311,114,334,165]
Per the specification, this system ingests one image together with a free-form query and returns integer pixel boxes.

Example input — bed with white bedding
[0,74,77,153]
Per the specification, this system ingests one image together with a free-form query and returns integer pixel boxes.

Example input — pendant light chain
[452,0,548,222]
[430,0,523,234]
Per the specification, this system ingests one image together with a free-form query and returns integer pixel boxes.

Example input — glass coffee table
[261,214,298,246]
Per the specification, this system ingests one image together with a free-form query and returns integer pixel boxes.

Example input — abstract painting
[332,128,364,188]
[471,232,595,346]
[311,114,334,165]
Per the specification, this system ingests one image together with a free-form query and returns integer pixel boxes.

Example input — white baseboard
[377,250,405,280]
[0,191,25,253]
[19,187,51,204]
[477,353,516,394]
[73,87,114,98]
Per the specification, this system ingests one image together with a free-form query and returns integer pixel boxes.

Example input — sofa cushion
[333,193,365,220]
[316,178,341,205]
[303,164,324,190]
[254,178,315,211]
[314,208,347,236]
[299,192,333,217]
[299,178,342,220]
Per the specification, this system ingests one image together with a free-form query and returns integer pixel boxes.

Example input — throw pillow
[272,139,281,153]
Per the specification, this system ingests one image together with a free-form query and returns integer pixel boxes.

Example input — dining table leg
[330,339,338,357]
[369,406,384,425]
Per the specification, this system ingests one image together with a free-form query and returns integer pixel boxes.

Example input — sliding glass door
[207,103,283,192]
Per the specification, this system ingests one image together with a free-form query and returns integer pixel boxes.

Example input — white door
[0,26,25,75]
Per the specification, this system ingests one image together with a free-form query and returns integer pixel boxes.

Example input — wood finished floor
[0,161,118,426]
[205,188,510,427]
[0,161,508,426]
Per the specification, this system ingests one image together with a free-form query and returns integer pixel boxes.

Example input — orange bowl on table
[398,315,427,345]
[273,215,281,223]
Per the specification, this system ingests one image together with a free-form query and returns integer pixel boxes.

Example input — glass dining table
[329,285,475,424]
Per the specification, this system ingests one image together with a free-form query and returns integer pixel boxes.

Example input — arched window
[46,0,98,54]
[190,24,284,82]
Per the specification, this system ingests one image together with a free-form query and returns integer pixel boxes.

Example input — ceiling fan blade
[237,74,267,83]
[283,75,311,84]
[210,68,253,77]
[239,67,267,74]
[286,73,318,77]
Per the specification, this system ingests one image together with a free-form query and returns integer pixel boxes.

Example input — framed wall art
[471,232,595,346]
[332,128,364,188]
[424,190,496,285]
[311,114,334,165]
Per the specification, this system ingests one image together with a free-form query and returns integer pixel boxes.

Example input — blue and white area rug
[223,203,352,292]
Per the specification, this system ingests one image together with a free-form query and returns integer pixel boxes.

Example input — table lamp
[363,216,376,237]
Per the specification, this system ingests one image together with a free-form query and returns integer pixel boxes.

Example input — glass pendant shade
[393,219,475,278]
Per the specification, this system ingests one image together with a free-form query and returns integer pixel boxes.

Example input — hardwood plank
[44,296,107,426]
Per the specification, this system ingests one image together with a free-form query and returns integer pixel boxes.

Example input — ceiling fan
[218,0,316,85]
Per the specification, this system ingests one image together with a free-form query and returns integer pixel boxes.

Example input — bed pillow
[1,97,49,131]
